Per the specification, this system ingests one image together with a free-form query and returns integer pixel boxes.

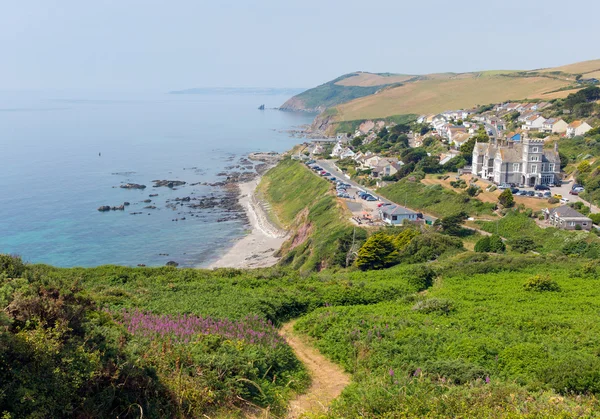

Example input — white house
[451,132,472,148]
[521,115,546,131]
[542,118,568,134]
[567,121,593,138]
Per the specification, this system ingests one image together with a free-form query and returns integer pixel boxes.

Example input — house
[545,205,592,231]
[330,142,356,159]
[505,132,522,142]
[472,137,560,186]
[451,132,472,148]
[447,126,467,142]
[517,111,538,123]
[541,118,568,134]
[566,120,593,138]
[439,150,461,165]
[371,160,403,178]
[380,205,422,225]
[521,115,546,131]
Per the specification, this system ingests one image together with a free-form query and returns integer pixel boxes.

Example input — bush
[401,233,463,263]
[0,254,25,278]
[498,189,515,208]
[523,275,561,292]
[474,236,491,252]
[548,197,559,204]
[509,237,538,253]
[426,359,488,385]
[488,234,506,253]
[412,298,454,314]
[407,266,436,291]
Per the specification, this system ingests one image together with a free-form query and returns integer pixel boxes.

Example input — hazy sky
[2,0,599,90]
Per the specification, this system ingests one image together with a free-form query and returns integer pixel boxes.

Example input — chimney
[554,142,558,152]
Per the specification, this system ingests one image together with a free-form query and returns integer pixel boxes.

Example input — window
[513,163,520,172]
[531,165,537,174]
[549,163,555,171]
[583,223,588,226]
[392,215,397,221]
[531,156,539,162]
[532,147,539,152]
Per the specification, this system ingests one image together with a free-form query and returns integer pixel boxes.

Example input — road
[316,159,437,223]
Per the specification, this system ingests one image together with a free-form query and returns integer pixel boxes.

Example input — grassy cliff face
[259,158,363,272]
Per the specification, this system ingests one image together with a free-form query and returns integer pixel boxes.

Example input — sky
[1,0,599,90]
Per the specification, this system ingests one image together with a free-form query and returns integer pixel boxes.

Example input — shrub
[0,254,25,278]
[548,197,560,204]
[407,266,436,291]
[401,233,463,263]
[412,298,454,314]
[488,234,506,253]
[523,275,561,292]
[498,189,515,208]
[426,359,488,384]
[509,237,539,253]
[474,236,491,252]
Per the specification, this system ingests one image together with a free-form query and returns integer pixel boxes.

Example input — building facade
[472,138,560,186]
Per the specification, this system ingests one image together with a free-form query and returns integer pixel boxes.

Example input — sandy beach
[208,176,288,269]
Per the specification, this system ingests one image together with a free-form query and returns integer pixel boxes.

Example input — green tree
[488,234,506,252]
[439,211,468,236]
[509,237,538,253]
[498,189,514,208]
[355,233,398,270]
[474,236,491,252]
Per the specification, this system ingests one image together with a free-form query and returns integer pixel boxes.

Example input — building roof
[381,205,417,216]
[569,120,585,128]
[549,205,592,220]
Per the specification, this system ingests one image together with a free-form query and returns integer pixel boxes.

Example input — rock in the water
[152,180,186,188]
[166,261,179,267]
[123,201,130,206]
[120,183,146,189]
[143,199,152,203]
[149,194,158,197]
[98,206,111,212]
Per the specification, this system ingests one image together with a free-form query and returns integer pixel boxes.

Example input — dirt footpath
[280,321,350,419]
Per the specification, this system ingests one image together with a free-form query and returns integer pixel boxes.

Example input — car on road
[329,177,336,181]
[534,184,550,191]
[365,195,378,201]
[543,191,552,198]
[312,166,321,171]
[560,197,570,204]
[306,160,315,164]
[526,191,535,197]
[498,183,510,190]
[510,187,519,194]
[320,172,331,177]
[569,189,580,195]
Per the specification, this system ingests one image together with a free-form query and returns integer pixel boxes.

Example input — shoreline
[206,172,288,269]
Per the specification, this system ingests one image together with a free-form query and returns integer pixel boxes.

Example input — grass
[476,210,595,253]
[260,158,363,272]
[335,75,572,121]
[537,59,600,75]
[377,177,496,218]
[334,72,414,87]
[294,255,600,417]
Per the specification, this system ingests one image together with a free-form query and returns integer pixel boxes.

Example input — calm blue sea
[0,90,312,267]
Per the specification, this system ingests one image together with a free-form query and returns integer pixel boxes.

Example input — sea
[0,89,313,268]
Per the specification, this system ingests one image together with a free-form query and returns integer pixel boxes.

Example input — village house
[330,142,355,159]
[380,205,422,225]
[451,132,472,148]
[439,150,461,165]
[447,126,467,142]
[544,205,592,231]
[472,137,560,187]
[566,120,593,138]
[542,118,568,134]
[521,114,546,131]
[371,159,403,178]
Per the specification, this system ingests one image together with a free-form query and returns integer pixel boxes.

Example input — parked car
[534,184,550,191]
[329,177,336,181]
[553,194,563,199]
[543,191,552,198]
[365,195,378,202]
[498,183,510,190]
[321,172,331,177]
[306,160,315,164]
[526,191,535,197]
[560,198,570,204]
[510,187,519,194]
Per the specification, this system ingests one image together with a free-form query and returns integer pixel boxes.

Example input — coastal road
[315,159,438,223]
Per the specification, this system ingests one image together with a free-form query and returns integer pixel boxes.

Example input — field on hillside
[335,72,413,87]
[335,75,572,121]
[537,59,600,75]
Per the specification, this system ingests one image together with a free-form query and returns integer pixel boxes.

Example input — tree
[355,233,398,270]
[474,236,491,252]
[509,237,538,253]
[498,189,514,208]
[439,211,468,236]
[351,137,363,148]
[488,234,506,252]
[460,138,477,164]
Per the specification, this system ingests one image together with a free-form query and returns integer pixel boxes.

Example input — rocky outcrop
[165,261,179,267]
[98,204,126,212]
[279,96,319,112]
[120,183,146,189]
[152,180,186,188]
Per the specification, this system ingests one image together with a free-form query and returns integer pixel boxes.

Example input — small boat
[258,104,265,110]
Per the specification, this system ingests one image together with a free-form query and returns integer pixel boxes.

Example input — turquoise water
[0,90,312,267]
